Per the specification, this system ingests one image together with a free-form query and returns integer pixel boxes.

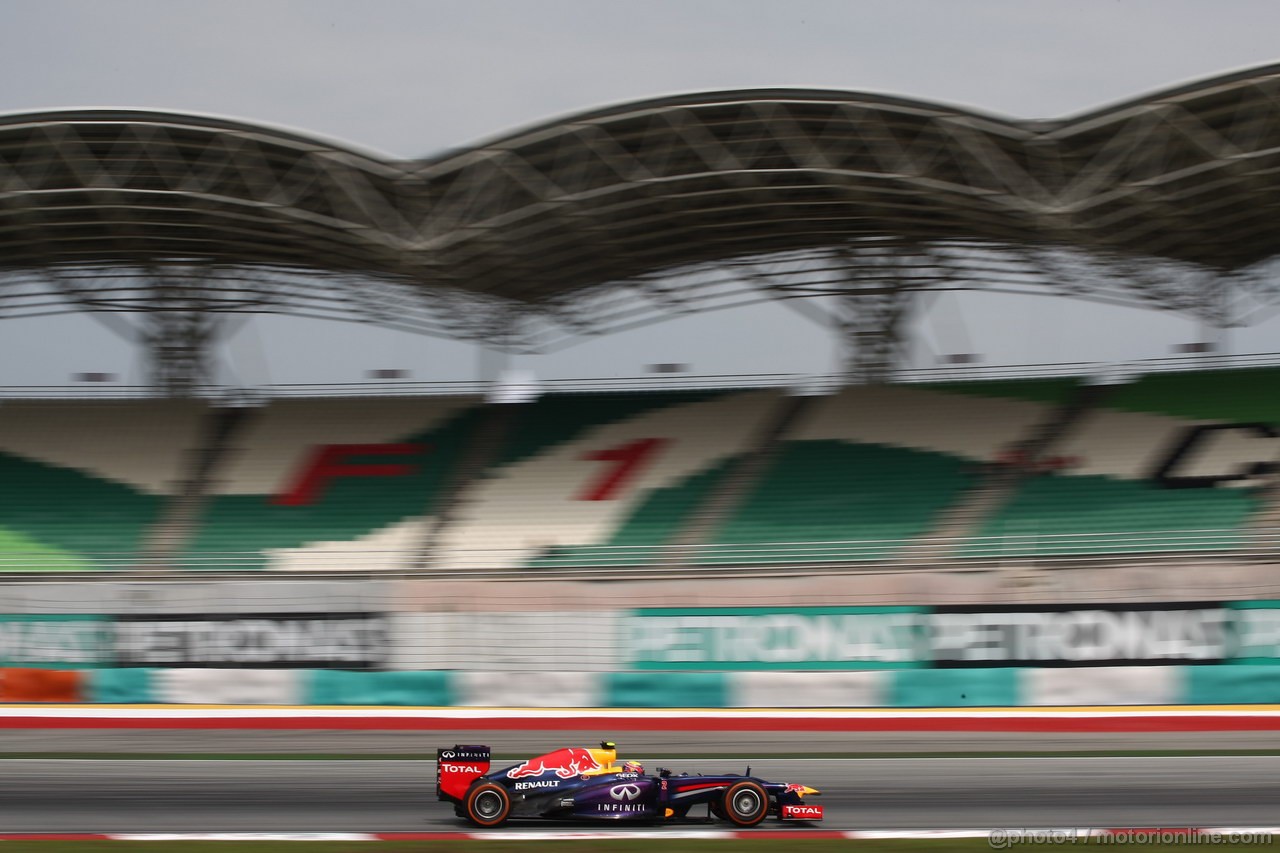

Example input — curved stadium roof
[4,64,1280,348]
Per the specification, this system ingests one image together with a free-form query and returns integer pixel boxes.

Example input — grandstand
[6,72,1280,721]
[3,65,1280,578]
[1,363,1277,574]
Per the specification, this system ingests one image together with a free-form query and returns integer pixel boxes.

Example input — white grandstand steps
[432,391,784,570]
[414,401,529,570]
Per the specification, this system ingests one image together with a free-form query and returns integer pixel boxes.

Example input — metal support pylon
[139,269,227,397]
[836,286,910,385]
[143,310,220,396]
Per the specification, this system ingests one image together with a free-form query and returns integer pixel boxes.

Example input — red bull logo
[506,748,601,779]
[784,783,807,794]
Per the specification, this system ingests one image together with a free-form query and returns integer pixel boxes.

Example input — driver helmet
[622,760,644,773]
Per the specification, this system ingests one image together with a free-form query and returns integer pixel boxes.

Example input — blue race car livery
[437,741,822,827]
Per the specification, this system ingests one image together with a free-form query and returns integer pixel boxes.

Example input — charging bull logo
[506,748,601,779]
[784,783,806,794]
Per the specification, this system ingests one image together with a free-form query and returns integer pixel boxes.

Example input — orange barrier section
[0,668,83,702]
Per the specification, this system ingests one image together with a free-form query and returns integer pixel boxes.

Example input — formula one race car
[437,741,822,827]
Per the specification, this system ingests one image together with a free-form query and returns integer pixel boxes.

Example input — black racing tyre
[721,780,768,827]
[464,782,512,827]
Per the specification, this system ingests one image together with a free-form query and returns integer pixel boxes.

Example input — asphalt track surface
[3,756,1279,833]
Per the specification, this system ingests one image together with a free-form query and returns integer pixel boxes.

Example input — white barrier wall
[9,577,1280,677]
[152,669,303,705]
[5,562,1279,618]
[1023,666,1180,706]
[455,670,600,707]
[387,612,618,672]
[735,671,887,707]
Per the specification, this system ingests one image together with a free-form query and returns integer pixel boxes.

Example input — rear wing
[436,745,492,804]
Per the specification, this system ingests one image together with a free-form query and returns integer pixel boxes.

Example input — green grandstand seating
[0,401,205,571]
[0,451,161,570]
[0,527,84,571]
[706,440,976,562]
[2,368,1273,572]
[178,391,718,571]
[0,393,730,573]
[963,474,1258,556]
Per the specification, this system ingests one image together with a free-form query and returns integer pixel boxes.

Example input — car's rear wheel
[464,782,512,827]
[721,780,768,827]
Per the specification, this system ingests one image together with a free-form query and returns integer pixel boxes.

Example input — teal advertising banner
[622,606,928,670]
[1225,601,1280,664]
[623,603,1280,670]
[8,602,1280,673]
[0,614,114,668]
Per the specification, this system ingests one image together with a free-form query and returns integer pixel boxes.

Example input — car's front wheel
[464,782,512,827]
[721,780,768,827]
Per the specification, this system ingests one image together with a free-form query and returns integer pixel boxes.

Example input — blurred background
[2,0,1280,835]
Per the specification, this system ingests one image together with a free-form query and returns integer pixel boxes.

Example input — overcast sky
[3,0,1280,387]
